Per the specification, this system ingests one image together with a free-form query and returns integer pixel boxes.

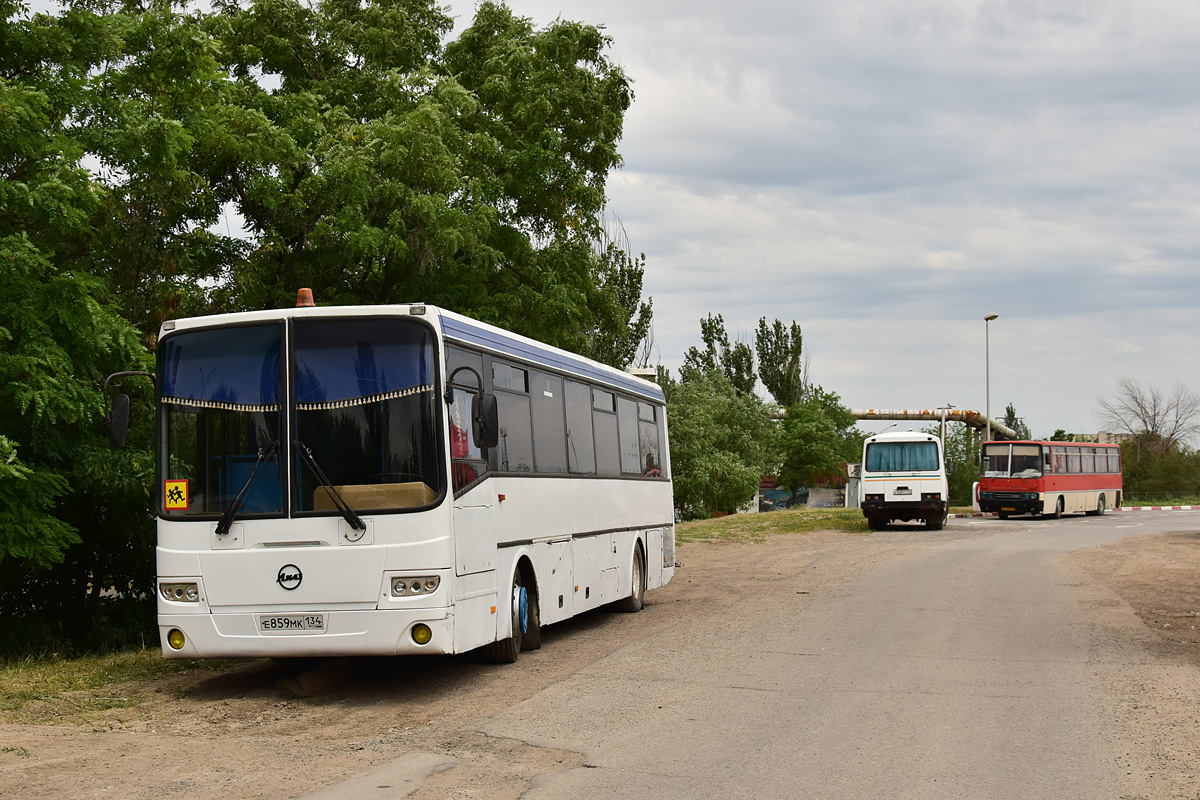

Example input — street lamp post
[984,313,999,443]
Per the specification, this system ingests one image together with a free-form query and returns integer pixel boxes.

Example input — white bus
[858,430,950,531]
[120,299,674,662]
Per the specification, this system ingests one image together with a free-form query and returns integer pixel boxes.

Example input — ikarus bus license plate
[257,613,327,635]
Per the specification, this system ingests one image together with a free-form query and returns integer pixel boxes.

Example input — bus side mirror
[472,393,499,449]
[974,452,981,467]
[109,394,131,450]
[946,461,956,475]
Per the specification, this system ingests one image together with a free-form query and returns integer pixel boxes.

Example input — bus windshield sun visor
[215,439,279,536]
[296,439,366,531]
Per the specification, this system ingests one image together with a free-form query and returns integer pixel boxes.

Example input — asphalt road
[276,511,1200,800]
[457,512,1199,799]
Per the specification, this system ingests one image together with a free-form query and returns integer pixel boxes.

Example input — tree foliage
[778,387,862,492]
[1097,378,1200,461]
[756,317,804,407]
[680,313,755,394]
[667,372,778,519]
[1002,402,1031,440]
[0,0,651,652]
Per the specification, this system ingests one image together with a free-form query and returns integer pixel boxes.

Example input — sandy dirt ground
[1,523,1198,799]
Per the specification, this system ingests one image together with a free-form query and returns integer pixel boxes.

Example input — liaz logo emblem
[276,564,303,590]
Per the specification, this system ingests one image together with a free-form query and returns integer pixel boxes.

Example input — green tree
[1002,402,1031,440]
[923,423,980,506]
[667,372,777,519]
[190,0,647,365]
[0,2,156,649]
[680,313,755,394]
[778,387,862,495]
[755,317,804,407]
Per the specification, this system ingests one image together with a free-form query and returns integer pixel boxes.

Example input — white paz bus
[111,297,675,663]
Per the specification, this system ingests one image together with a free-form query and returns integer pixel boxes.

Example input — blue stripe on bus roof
[440,313,665,403]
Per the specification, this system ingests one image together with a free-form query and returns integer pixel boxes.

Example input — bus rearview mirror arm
[445,365,499,449]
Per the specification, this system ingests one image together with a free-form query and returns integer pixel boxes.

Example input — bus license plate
[1001,507,1016,512]
[257,614,326,635]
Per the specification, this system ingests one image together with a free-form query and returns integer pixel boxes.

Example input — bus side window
[593,389,620,475]
[565,380,596,474]
[449,387,488,491]
[639,402,662,477]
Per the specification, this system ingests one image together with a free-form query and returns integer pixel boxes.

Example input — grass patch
[676,507,871,544]
[676,506,978,544]
[0,650,239,722]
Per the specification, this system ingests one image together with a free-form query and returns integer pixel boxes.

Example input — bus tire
[998,511,1010,520]
[1087,494,1106,517]
[926,510,946,531]
[521,585,542,651]
[867,516,886,531]
[616,545,646,613]
[485,572,524,663]
[1050,495,1064,519]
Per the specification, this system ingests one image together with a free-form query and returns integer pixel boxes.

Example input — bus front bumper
[158,608,453,659]
[861,500,946,519]
[978,493,1042,515]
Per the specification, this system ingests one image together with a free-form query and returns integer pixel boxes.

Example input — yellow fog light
[411,624,432,645]
[166,628,186,650]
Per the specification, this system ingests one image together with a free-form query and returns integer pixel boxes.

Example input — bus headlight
[160,582,200,602]
[391,576,440,597]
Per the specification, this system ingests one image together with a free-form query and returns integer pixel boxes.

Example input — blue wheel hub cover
[518,585,528,633]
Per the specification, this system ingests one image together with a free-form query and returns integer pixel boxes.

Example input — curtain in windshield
[865,441,938,472]
[293,318,440,513]
[160,324,283,516]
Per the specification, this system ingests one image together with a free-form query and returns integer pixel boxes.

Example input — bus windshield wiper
[295,440,366,531]
[215,439,279,536]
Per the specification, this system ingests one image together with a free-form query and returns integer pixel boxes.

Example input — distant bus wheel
[867,516,886,531]
[1088,495,1106,517]
[998,511,1009,520]
[926,510,946,531]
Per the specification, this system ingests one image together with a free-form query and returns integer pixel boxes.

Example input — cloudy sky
[449,0,1200,437]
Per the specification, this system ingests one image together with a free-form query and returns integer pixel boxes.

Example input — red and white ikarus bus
[977,440,1122,519]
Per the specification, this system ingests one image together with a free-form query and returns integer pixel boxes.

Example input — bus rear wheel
[926,509,947,531]
[867,516,886,531]
[615,545,645,613]
[1087,494,1106,516]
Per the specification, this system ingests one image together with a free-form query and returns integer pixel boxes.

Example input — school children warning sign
[164,479,189,510]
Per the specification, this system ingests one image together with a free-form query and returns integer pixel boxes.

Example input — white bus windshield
[865,441,938,472]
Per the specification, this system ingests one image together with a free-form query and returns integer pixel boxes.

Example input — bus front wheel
[486,572,525,663]
[1047,496,1064,519]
